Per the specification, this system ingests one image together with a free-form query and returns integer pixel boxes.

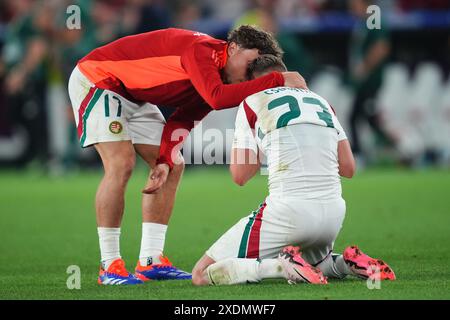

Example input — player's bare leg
[192,255,216,286]
[134,144,184,225]
[95,141,136,227]
[134,144,190,280]
[192,247,327,286]
[193,254,282,286]
[94,141,142,285]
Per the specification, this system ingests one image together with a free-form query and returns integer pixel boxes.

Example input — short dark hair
[247,54,287,79]
[227,25,283,58]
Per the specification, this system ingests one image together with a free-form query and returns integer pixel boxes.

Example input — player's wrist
[156,157,173,172]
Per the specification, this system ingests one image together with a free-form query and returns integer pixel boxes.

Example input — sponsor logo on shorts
[109,121,123,134]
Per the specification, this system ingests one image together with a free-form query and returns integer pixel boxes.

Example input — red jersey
[77,28,285,168]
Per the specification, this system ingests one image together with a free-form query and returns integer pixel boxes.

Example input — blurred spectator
[0,0,50,167]
[347,0,396,161]
[173,1,202,29]
[233,0,315,79]
[397,0,450,11]
[201,0,245,21]
[58,0,130,81]
[120,0,172,35]
[0,0,10,136]
[0,0,142,171]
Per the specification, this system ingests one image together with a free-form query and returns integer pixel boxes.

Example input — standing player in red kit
[68,25,307,285]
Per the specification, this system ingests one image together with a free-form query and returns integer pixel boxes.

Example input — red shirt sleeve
[156,103,211,170]
[181,42,285,110]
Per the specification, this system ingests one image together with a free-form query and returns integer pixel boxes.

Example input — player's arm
[5,37,47,94]
[156,102,211,169]
[230,148,261,186]
[335,118,356,178]
[338,140,355,178]
[143,102,211,194]
[229,103,260,186]
[181,43,305,110]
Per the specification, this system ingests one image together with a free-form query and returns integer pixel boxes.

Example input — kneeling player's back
[234,87,348,200]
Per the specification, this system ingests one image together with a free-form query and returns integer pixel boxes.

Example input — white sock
[258,259,285,280]
[316,253,352,279]
[206,258,260,285]
[206,258,284,285]
[139,222,167,265]
[97,227,121,269]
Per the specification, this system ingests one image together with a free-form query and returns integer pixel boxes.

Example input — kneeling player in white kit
[192,55,396,286]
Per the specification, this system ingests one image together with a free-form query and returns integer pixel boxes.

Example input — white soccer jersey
[233,87,348,199]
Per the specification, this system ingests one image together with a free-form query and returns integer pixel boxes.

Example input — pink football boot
[343,245,396,280]
[278,246,328,285]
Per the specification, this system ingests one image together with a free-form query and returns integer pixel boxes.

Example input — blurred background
[0,0,449,174]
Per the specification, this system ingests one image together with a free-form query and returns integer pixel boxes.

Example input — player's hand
[282,72,308,90]
[142,163,170,194]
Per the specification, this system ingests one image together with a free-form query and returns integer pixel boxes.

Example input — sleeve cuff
[273,71,285,86]
[156,156,174,171]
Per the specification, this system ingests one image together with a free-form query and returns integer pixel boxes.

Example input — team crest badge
[109,121,123,134]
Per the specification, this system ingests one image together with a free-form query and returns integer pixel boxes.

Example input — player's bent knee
[105,156,136,183]
[96,142,136,183]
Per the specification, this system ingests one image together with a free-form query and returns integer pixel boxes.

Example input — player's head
[247,54,287,80]
[223,25,283,84]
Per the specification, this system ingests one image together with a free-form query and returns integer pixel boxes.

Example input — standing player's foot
[343,245,396,280]
[135,255,192,281]
[98,258,143,285]
[278,246,328,285]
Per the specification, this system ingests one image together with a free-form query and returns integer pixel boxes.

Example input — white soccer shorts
[206,195,346,266]
[68,66,166,148]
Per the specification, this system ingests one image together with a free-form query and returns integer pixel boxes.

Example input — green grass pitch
[0,167,449,300]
